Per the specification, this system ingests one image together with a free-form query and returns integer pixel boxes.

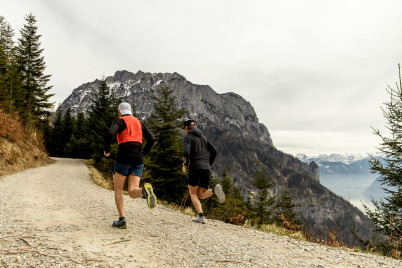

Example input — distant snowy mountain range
[295,153,382,176]
[295,153,381,165]
[295,153,387,211]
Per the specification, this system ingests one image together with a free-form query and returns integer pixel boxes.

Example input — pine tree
[204,170,249,224]
[65,112,91,159]
[221,170,232,194]
[61,107,74,148]
[365,64,402,258]
[146,84,187,204]
[249,165,275,225]
[43,121,53,154]
[0,16,13,111]
[274,188,301,231]
[87,78,120,170]
[74,112,89,136]
[16,13,53,130]
[49,106,64,157]
[0,16,22,114]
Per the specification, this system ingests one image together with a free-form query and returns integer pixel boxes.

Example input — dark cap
[183,119,196,129]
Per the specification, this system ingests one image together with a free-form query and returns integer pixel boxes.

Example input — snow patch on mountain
[295,153,381,165]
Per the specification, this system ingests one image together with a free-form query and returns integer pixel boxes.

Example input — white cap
[118,102,132,115]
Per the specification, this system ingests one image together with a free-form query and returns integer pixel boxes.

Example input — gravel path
[0,158,400,267]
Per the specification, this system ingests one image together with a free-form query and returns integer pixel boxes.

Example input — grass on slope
[0,109,54,177]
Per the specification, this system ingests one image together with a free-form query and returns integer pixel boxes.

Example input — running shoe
[142,183,157,209]
[192,215,207,224]
[112,218,126,229]
[214,184,226,204]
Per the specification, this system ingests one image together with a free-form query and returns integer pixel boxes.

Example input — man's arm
[104,119,122,155]
[208,141,217,166]
[141,122,155,156]
[183,135,191,167]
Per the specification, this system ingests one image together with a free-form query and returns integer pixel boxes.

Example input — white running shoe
[214,184,226,204]
[192,216,207,224]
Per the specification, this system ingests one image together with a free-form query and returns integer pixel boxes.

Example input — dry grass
[0,109,25,142]
[183,206,196,216]
[81,159,114,191]
[0,137,54,177]
[157,200,195,216]
[0,109,53,177]
[243,220,307,241]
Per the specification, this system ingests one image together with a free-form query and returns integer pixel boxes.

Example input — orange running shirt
[116,115,142,145]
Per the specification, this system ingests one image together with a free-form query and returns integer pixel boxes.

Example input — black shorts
[188,169,210,189]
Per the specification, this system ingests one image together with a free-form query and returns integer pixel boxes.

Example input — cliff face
[62,70,272,146]
[307,161,320,183]
[61,70,374,245]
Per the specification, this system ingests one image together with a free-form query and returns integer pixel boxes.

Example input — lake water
[320,173,378,212]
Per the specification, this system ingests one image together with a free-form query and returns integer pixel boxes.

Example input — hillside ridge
[0,137,53,177]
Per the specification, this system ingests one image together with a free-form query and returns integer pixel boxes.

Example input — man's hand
[104,151,110,157]
[182,164,187,173]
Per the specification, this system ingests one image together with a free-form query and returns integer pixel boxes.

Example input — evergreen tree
[146,84,187,204]
[7,56,23,115]
[65,111,91,159]
[221,170,232,194]
[0,16,13,111]
[204,170,249,224]
[74,112,89,136]
[0,16,22,114]
[365,64,402,258]
[61,107,74,152]
[274,188,301,231]
[43,121,53,154]
[0,17,14,61]
[49,106,64,157]
[87,78,120,171]
[249,165,275,225]
[16,13,53,130]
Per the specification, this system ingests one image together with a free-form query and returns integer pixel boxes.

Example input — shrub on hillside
[0,108,25,142]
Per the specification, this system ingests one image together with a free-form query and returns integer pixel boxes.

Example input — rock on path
[0,158,400,267]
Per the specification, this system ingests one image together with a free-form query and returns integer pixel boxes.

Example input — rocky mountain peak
[62,70,273,146]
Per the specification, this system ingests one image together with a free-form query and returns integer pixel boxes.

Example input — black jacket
[183,127,217,170]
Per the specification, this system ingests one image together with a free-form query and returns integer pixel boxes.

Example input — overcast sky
[2,0,402,155]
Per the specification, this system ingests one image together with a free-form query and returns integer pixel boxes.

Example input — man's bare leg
[198,187,213,200]
[188,185,203,214]
[113,172,127,218]
[127,174,142,198]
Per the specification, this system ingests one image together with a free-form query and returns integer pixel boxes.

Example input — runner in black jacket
[182,120,225,224]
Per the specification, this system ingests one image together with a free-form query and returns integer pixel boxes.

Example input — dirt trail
[0,158,400,267]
